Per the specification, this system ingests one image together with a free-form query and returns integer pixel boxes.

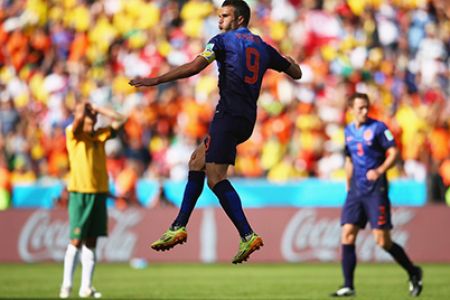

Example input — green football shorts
[68,192,108,240]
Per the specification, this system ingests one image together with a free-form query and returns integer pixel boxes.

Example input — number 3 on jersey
[244,47,260,84]
[357,142,364,156]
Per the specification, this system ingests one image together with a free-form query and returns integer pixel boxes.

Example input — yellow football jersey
[66,125,113,193]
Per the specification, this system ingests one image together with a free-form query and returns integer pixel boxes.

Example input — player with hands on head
[129,0,301,264]
[59,101,127,299]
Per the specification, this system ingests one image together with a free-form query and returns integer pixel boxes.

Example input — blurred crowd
[0,0,449,209]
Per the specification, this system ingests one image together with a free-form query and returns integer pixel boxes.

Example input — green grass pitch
[0,263,449,299]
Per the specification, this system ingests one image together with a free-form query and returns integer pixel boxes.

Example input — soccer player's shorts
[68,192,108,240]
[205,111,254,165]
[341,190,393,230]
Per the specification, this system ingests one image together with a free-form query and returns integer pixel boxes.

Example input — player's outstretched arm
[72,102,89,134]
[283,56,302,80]
[129,56,210,88]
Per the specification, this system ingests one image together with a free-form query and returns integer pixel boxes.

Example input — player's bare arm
[284,56,302,79]
[72,102,89,135]
[366,146,398,181]
[129,56,210,87]
[91,104,127,130]
[344,156,353,191]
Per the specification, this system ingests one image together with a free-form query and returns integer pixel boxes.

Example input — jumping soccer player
[331,92,423,297]
[129,0,301,263]
[59,102,126,298]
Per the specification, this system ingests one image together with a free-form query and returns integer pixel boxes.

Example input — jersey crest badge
[363,129,373,141]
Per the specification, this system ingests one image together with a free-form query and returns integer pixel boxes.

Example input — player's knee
[206,170,229,190]
[341,230,357,244]
[207,177,219,190]
[188,145,206,171]
[70,240,82,248]
[341,234,356,244]
[188,156,205,171]
[376,238,392,250]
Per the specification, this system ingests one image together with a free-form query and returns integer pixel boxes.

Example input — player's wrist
[90,103,98,112]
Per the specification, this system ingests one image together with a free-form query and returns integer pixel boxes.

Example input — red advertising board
[1,206,449,263]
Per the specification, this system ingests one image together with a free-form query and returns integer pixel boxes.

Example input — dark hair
[222,0,251,27]
[348,92,370,107]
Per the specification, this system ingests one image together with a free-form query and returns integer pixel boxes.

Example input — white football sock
[80,245,96,291]
[62,244,80,288]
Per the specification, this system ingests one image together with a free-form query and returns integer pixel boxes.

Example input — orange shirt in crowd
[0,165,12,192]
[439,159,450,187]
[429,127,449,162]
[69,32,88,62]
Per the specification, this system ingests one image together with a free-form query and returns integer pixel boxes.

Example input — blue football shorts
[341,189,393,230]
[205,111,254,165]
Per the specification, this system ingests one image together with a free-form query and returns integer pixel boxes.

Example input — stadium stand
[0,0,448,209]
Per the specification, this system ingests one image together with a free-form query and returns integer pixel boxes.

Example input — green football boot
[150,227,187,251]
[232,233,264,264]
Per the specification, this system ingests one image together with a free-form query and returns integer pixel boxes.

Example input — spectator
[0,96,20,135]
[0,153,12,210]
[114,159,141,209]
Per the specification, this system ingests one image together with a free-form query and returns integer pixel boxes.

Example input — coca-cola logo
[18,209,143,262]
[281,208,414,262]
[18,210,69,262]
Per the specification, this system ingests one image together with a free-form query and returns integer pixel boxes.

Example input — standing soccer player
[59,102,126,298]
[129,0,301,263]
[331,93,423,297]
